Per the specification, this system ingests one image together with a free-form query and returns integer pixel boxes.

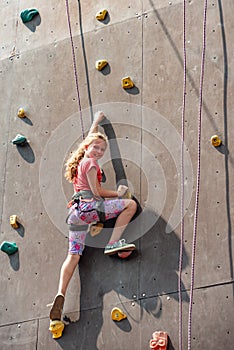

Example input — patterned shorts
[68,199,126,255]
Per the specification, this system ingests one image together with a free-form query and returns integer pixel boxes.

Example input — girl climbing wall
[49,111,137,337]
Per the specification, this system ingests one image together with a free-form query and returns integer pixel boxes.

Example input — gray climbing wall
[0,0,233,349]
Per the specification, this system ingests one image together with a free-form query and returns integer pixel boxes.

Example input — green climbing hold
[0,241,18,255]
[20,9,39,23]
[11,134,27,145]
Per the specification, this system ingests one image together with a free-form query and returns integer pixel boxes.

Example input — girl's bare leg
[57,254,80,296]
[108,199,137,243]
[50,254,80,321]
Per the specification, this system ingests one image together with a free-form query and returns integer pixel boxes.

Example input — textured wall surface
[0,1,233,349]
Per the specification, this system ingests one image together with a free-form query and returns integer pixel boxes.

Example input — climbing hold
[20,9,39,23]
[122,189,132,200]
[96,9,108,21]
[149,331,168,350]
[10,215,19,229]
[17,108,25,118]
[211,135,222,147]
[11,134,27,145]
[90,222,103,237]
[96,60,108,71]
[111,307,127,321]
[0,241,18,255]
[117,185,129,198]
[49,320,65,339]
[118,251,132,259]
[122,77,135,89]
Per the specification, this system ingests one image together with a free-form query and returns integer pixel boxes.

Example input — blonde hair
[64,132,107,182]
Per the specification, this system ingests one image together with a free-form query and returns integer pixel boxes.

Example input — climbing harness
[66,190,106,233]
[72,190,106,223]
[178,0,187,348]
[65,0,85,139]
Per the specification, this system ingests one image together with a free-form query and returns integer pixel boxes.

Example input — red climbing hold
[149,331,168,349]
[118,251,132,259]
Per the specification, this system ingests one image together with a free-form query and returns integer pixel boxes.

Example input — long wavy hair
[64,132,107,183]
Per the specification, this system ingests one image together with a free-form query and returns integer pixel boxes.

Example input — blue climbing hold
[20,9,39,23]
[0,241,18,255]
[11,134,27,145]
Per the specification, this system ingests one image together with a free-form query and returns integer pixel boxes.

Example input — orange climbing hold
[149,331,168,349]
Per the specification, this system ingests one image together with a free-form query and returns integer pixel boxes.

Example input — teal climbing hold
[11,134,27,145]
[20,9,39,23]
[0,241,18,255]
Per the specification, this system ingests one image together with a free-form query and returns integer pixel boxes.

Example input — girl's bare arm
[87,167,118,198]
[96,180,118,198]
[88,111,105,136]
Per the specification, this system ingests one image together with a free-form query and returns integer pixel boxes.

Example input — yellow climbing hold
[96,9,108,21]
[96,60,108,71]
[122,190,132,199]
[90,222,104,237]
[111,307,127,321]
[211,135,222,147]
[17,108,25,118]
[122,77,134,89]
[10,215,19,229]
[49,320,65,339]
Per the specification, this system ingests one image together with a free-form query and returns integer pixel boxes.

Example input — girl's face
[86,139,107,160]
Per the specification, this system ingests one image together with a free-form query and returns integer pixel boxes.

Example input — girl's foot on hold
[104,239,136,255]
[50,294,65,321]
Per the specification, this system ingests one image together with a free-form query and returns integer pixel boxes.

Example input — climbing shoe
[104,239,136,255]
[49,294,65,321]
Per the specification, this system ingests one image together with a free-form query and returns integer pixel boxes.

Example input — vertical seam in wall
[140,6,144,208]
[217,0,233,287]
[0,105,11,235]
[139,1,144,347]
[0,0,19,233]
[36,318,39,350]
